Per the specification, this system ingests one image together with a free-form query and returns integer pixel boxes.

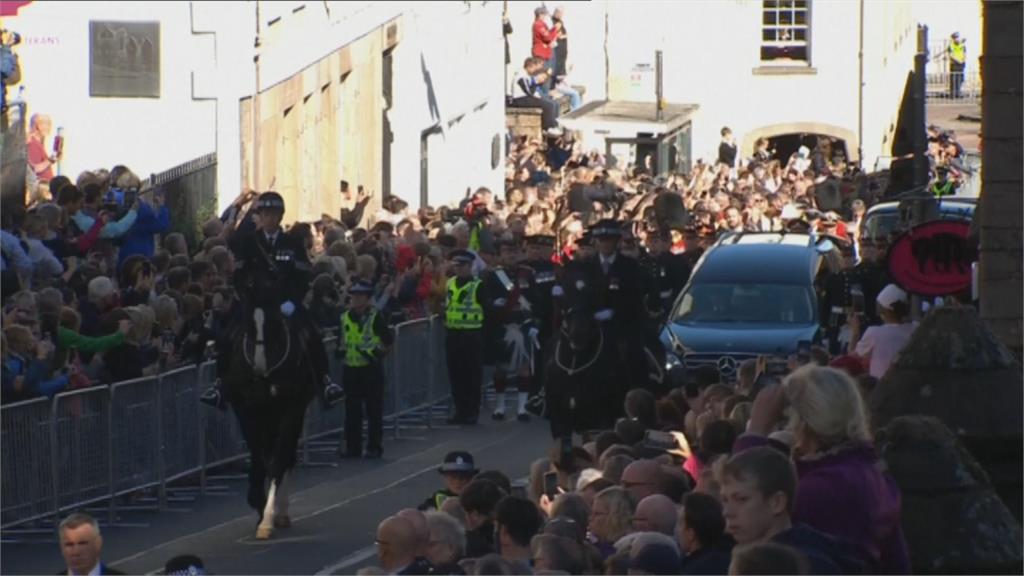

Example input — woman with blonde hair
[741,365,909,574]
[588,486,634,559]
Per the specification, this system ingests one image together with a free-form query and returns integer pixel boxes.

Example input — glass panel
[763,29,777,42]
[780,10,793,24]
[763,0,779,9]
[673,283,815,325]
[795,11,807,24]
[763,11,777,25]
[794,28,807,41]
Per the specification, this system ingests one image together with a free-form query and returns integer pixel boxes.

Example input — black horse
[543,265,666,440]
[222,261,315,539]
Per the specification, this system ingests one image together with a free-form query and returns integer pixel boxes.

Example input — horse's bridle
[242,309,292,377]
[554,309,604,376]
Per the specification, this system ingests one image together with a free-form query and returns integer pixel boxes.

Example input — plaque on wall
[89,21,160,98]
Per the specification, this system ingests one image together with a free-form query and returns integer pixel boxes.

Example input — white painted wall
[204,0,505,211]
[391,2,505,209]
[504,0,926,169]
[6,0,216,183]
[7,0,504,214]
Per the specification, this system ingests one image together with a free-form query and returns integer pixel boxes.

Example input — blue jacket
[2,354,68,404]
[117,200,170,269]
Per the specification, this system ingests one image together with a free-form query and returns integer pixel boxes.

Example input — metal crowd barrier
[0,316,453,530]
[926,69,982,102]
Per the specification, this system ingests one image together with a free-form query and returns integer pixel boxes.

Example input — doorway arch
[742,122,859,165]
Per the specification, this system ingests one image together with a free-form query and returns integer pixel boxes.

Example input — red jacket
[532,19,559,60]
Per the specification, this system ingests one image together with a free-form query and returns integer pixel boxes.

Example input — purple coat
[735,435,911,574]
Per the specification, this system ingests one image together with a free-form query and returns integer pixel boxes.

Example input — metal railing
[1,316,452,530]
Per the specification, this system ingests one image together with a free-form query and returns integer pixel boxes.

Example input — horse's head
[563,305,597,352]
[234,302,293,388]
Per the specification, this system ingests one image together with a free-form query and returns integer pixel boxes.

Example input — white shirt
[68,562,102,576]
[855,322,918,379]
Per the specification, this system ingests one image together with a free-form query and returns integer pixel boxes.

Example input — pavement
[1,406,552,575]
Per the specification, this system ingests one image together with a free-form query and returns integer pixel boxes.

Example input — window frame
[760,0,812,66]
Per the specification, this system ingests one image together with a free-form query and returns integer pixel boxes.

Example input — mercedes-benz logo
[717,356,738,375]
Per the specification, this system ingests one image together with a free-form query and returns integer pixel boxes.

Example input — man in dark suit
[649,229,692,323]
[200,192,343,409]
[57,512,124,575]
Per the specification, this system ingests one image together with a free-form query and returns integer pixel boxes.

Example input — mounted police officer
[579,219,650,393]
[200,191,344,409]
[337,281,392,459]
[444,249,487,424]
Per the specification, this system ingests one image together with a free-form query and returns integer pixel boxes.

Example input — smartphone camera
[643,429,677,452]
[796,340,812,364]
[543,471,559,498]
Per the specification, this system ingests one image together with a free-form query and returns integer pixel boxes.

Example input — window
[761,0,810,64]
[674,283,815,325]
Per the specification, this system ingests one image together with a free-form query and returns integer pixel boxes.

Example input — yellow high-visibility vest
[949,41,966,64]
[445,277,483,330]
[342,310,381,367]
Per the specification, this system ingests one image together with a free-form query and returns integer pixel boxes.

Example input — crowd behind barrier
[1,316,452,531]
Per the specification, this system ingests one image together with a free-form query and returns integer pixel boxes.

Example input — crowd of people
[4,27,984,572]
[364,353,911,575]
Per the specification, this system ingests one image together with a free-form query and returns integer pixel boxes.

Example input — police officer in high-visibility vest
[931,165,958,198]
[444,249,487,424]
[948,31,967,99]
[337,281,393,459]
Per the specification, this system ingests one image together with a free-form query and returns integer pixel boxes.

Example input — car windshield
[673,283,815,325]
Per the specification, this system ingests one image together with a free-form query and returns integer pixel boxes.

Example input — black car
[660,232,836,382]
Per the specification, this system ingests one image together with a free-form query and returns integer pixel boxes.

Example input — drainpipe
[857,0,864,168]
[655,50,663,122]
[603,2,609,100]
[189,1,219,201]
[253,0,262,191]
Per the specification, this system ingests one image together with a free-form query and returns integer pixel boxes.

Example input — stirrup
[323,382,345,407]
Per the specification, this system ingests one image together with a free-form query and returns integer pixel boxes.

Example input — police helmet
[256,192,286,214]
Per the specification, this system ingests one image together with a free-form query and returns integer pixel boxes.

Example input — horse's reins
[242,239,291,377]
[554,321,604,376]
[242,316,291,377]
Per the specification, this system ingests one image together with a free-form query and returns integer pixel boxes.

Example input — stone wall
[979,0,1023,357]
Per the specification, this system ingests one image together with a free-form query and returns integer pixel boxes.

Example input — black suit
[580,252,647,339]
[653,251,692,319]
[230,228,311,306]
